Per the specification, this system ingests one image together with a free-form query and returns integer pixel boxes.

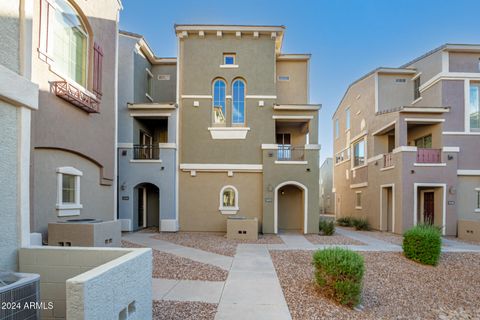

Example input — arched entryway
[274,181,308,234]
[133,182,159,230]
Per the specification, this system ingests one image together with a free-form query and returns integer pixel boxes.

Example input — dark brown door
[424,192,434,225]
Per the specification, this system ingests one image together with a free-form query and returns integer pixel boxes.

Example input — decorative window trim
[355,191,362,209]
[232,78,246,125]
[56,166,82,216]
[223,53,236,65]
[219,185,239,215]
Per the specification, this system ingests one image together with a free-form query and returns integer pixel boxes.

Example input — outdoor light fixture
[448,155,454,160]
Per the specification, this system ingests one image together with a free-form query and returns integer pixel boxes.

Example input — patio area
[122,228,480,320]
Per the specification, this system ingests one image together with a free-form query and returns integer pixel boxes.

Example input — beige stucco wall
[276,60,308,104]
[457,176,480,222]
[179,172,263,232]
[378,73,414,111]
[449,52,480,73]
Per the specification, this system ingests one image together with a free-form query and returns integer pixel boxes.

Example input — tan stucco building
[333,44,480,240]
[175,25,321,234]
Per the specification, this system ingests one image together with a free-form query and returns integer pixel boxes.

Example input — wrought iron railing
[277,145,305,161]
[416,148,441,163]
[50,81,99,113]
[133,145,160,160]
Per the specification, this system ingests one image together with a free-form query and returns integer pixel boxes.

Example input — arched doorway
[134,183,159,230]
[274,181,308,234]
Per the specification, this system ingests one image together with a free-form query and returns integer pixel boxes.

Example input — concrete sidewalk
[215,244,291,320]
[152,278,225,303]
[123,232,233,270]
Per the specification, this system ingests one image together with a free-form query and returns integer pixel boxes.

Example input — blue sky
[120,0,480,164]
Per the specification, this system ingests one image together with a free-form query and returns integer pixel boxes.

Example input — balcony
[277,145,305,161]
[416,148,442,163]
[383,152,394,168]
[133,145,160,160]
[50,80,99,113]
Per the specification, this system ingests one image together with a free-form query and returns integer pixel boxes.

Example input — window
[219,185,239,214]
[345,108,351,131]
[232,79,245,125]
[470,84,480,130]
[223,53,236,65]
[335,119,339,138]
[146,69,153,100]
[415,135,432,148]
[213,79,226,124]
[414,77,421,100]
[278,75,290,81]
[355,192,362,209]
[56,166,82,216]
[353,139,365,167]
[51,0,88,86]
[476,188,480,212]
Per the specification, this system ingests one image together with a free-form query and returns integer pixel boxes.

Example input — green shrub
[402,224,442,266]
[352,218,370,231]
[319,219,335,236]
[337,217,354,227]
[312,247,364,307]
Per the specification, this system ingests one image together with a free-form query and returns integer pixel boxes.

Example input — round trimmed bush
[402,224,442,266]
[312,247,364,307]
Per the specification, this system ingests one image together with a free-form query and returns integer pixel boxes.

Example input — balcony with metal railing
[276,145,305,162]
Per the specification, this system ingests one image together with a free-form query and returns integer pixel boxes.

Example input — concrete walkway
[215,244,291,320]
[152,278,225,303]
[123,232,233,270]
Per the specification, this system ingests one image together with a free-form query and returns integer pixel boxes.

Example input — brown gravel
[153,301,217,320]
[270,250,480,319]
[305,233,365,246]
[152,232,283,257]
[121,241,227,281]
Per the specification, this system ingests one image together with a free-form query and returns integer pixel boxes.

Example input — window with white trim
[219,185,239,214]
[232,79,245,125]
[355,191,362,209]
[146,68,153,100]
[470,83,480,130]
[213,79,226,125]
[223,53,236,65]
[56,166,82,216]
[353,139,366,168]
[475,188,480,212]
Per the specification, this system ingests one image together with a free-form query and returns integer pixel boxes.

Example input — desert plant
[312,247,364,307]
[402,224,441,266]
[319,219,335,236]
[352,218,370,231]
[337,217,354,227]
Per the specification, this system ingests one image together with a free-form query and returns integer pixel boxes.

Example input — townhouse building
[30,0,121,240]
[333,44,480,240]
[175,25,321,234]
[117,31,178,232]
[320,158,335,215]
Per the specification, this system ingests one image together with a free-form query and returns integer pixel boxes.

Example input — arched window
[219,185,239,214]
[52,0,88,86]
[213,79,226,124]
[232,79,245,125]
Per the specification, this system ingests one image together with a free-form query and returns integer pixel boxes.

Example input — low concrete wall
[458,220,480,242]
[19,246,152,320]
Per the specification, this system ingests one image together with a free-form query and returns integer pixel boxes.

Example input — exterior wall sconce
[410,170,415,174]
[258,100,264,107]
[306,168,311,172]
[193,101,199,107]
[448,155,454,160]
[121,150,127,156]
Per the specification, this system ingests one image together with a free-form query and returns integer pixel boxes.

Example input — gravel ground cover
[271,250,480,319]
[305,233,365,246]
[152,232,283,257]
[121,240,227,281]
[153,301,217,320]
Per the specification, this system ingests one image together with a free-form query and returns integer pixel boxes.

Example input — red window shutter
[93,42,103,97]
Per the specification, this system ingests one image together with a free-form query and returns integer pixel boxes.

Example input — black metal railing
[277,145,305,161]
[133,145,160,160]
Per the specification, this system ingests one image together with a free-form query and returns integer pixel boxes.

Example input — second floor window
[232,79,245,125]
[213,79,226,124]
[470,84,480,130]
[414,77,421,100]
[224,53,236,65]
[353,139,365,167]
[52,0,88,86]
[345,108,350,131]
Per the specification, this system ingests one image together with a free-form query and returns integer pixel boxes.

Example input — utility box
[227,217,258,240]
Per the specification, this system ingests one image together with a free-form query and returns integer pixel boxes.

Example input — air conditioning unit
[0,272,40,320]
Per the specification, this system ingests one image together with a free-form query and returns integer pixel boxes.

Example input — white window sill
[56,204,82,217]
[220,64,239,68]
[208,127,250,139]
[351,164,367,170]
[219,207,239,215]
[129,159,162,163]
[355,206,362,210]
[380,166,395,171]
[274,161,308,165]
[413,163,446,167]
[474,209,480,213]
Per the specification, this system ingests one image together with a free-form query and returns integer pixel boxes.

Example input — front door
[423,192,434,225]
[138,187,147,228]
